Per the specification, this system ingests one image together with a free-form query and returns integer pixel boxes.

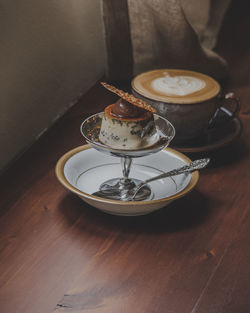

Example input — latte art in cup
[132,69,220,104]
[131,69,222,142]
[152,72,206,96]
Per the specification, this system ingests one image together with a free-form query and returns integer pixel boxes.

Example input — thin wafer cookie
[101,82,156,113]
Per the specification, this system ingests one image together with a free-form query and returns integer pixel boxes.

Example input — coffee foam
[152,72,206,96]
[132,69,221,104]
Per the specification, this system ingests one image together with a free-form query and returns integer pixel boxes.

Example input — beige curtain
[102,0,231,81]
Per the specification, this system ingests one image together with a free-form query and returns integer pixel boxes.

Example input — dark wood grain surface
[1,1,250,313]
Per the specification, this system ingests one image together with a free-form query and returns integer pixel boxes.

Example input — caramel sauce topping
[110,98,148,118]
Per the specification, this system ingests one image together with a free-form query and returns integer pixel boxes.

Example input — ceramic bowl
[55,145,199,216]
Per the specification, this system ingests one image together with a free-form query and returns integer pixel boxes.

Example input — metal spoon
[131,158,210,200]
[92,158,210,201]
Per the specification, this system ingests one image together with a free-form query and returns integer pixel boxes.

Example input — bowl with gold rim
[55,145,199,216]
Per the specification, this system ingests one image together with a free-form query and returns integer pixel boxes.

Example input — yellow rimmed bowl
[55,145,199,216]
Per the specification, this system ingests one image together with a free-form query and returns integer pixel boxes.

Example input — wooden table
[1,1,250,312]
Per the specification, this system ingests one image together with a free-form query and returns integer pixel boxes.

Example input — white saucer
[56,145,199,216]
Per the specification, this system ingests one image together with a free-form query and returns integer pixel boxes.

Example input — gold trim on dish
[55,145,199,206]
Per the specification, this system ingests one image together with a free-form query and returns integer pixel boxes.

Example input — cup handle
[208,92,241,129]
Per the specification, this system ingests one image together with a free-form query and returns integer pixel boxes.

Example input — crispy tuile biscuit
[101,82,156,113]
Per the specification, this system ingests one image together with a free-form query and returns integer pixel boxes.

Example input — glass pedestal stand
[99,156,152,201]
[80,112,175,201]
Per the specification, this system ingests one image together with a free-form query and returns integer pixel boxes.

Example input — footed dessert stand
[80,112,175,201]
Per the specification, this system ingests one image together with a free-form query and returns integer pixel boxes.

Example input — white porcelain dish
[55,145,199,216]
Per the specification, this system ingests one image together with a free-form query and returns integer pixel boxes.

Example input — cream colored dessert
[99,83,158,150]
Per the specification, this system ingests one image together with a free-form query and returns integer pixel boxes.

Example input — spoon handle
[132,158,210,199]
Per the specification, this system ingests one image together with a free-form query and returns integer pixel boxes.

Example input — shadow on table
[186,137,248,169]
[59,189,214,235]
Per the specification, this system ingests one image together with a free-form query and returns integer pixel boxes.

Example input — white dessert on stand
[80,82,175,201]
[99,82,158,150]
